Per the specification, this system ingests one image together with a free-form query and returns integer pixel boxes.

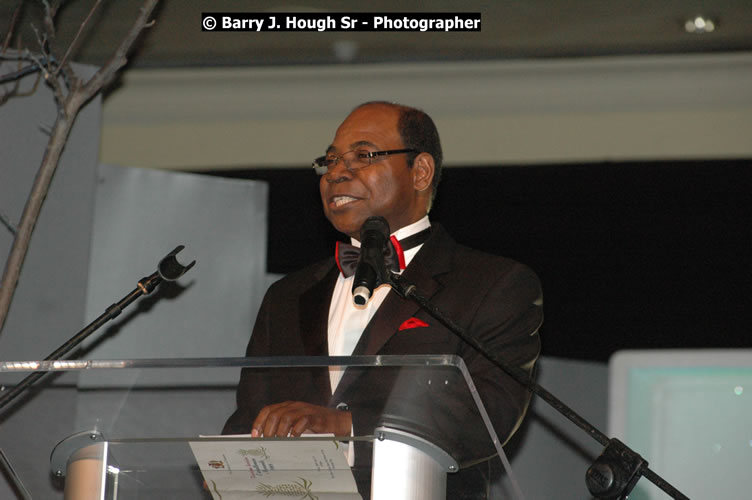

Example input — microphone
[352,216,390,306]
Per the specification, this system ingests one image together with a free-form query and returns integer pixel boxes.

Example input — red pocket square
[399,317,429,331]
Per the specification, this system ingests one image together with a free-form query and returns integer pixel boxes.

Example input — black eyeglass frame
[312,148,418,175]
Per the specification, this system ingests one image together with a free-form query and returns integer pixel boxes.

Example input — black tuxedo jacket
[223,224,543,498]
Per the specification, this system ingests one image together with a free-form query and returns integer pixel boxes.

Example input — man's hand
[251,401,352,438]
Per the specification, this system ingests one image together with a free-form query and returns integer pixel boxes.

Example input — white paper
[189,436,362,500]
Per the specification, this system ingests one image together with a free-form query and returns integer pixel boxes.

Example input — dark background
[210,159,751,362]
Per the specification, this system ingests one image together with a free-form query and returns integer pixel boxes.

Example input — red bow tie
[335,227,431,278]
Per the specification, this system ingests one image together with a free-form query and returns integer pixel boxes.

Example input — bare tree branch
[79,0,159,103]
[0,47,48,105]
[25,48,65,104]
[1,1,24,53]
[0,0,161,335]
[39,0,79,91]
[0,57,47,82]
[0,59,43,104]
[56,0,102,83]
[0,80,19,105]
[42,0,79,88]
[0,213,17,236]
[29,24,47,56]
[0,75,20,105]
[41,0,59,40]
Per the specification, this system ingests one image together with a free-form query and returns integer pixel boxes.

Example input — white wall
[0,61,100,500]
[100,52,752,170]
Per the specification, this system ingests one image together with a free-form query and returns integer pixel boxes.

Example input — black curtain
[207,159,752,361]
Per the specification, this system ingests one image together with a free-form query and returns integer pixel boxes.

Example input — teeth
[333,196,357,207]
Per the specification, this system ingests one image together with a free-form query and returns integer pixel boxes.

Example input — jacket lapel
[299,261,339,396]
[350,265,437,356]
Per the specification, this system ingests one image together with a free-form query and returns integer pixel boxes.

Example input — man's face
[319,105,429,239]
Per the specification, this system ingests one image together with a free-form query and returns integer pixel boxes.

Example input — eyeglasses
[312,148,417,176]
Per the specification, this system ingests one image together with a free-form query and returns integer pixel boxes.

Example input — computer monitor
[608,349,752,500]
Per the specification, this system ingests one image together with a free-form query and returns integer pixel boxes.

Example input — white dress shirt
[326,216,430,464]
[327,215,431,390]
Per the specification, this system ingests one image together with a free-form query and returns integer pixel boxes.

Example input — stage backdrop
[75,164,276,440]
[1,158,275,497]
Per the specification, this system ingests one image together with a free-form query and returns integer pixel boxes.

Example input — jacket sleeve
[221,287,274,435]
[461,261,543,453]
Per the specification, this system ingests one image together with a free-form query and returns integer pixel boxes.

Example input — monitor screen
[608,349,752,500]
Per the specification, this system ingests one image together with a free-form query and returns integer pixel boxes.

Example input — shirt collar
[349,215,431,247]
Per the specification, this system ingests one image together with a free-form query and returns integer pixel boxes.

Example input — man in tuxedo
[224,101,543,499]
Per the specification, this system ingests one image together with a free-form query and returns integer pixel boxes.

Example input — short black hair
[354,101,443,204]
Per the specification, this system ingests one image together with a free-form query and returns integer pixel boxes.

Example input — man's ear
[412,152,435,193]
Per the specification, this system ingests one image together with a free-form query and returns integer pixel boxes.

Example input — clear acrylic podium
[0,355,515,499]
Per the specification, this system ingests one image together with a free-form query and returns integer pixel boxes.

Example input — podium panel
[0,356,518,499]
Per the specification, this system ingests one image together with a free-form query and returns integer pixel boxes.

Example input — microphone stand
[383,272,690,500]
[0,245,195,497]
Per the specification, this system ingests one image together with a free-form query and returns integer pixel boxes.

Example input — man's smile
[331,195,360,208]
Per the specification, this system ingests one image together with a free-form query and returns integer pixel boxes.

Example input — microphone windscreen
[360,216,390,240]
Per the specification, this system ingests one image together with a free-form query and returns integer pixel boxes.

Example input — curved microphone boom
[352,217,391,306]
[0,245,195,412]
